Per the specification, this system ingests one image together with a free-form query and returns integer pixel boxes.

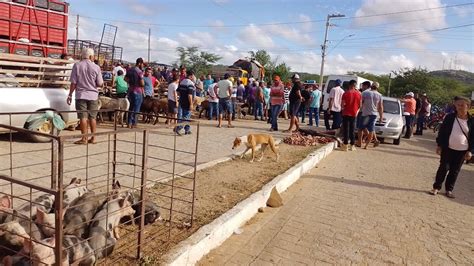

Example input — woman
[269,76,285,131]
[431,96,473,198]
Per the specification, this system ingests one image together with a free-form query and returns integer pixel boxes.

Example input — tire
[393,135,401,145]
[24,120,60,143]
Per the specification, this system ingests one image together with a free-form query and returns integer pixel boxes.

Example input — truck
[232,58,265,82]
[0,0,77,142]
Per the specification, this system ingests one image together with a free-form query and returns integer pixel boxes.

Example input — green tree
[176,46,222,77]
[248,50,271,68]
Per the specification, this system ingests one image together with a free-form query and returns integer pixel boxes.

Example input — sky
[67,0,474,74]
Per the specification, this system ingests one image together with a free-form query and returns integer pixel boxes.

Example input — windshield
[384,100,400,114]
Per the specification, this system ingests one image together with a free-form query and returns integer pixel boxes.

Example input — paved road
[200,132,474,265]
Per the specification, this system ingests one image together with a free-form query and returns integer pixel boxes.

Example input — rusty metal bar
[0,174,56,194]
[0,124,59,140]
[190,122,200,226]
[54,138,64,266]
[136,130,148,259]
[112,110,118,184]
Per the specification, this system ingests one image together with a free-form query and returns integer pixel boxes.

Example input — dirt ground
[104,143,322,265]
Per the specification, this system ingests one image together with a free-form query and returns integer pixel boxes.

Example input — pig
[63,191,103,238]
[130,200,162,226]
[34,209,56,238]
[2,255,31,266]
[22,235,95,266]
[87,192,135,259]
[0,196,42,244]
[0,221,31,257]
[62,178,90,208]
[16,193,54,219]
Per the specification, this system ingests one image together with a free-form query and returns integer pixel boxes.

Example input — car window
[325,80,337,93]
[384,101,400,114]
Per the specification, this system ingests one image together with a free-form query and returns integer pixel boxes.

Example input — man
[203,74,214,95]
[299,85,311,123]
[358,81,383,149]
[217,73,234,128]
[195,76,204,97]
[402,92,416,138]
[112,62,126,77]
[415,94,430,135]
[286,73,304,132]
[207,78,220,120]
[125,58,145,128]
[356,81,371,145]
[308,84,322,127]
[66,48,103,144]
[175,70,195,135]
[143,67,157,98]
[167,74,179,127]
[340,80,361,151]
[328,79,344,130]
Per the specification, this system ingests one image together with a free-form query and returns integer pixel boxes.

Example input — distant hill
[430,70,474,85]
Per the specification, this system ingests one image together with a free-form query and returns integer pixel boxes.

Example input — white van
[321,75,373,110]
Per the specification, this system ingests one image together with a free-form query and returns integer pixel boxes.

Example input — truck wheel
[24,120,59,143]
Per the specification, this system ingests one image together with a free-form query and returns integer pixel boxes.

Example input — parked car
[374,96,404,145]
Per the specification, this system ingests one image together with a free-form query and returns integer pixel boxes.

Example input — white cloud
[265,24,316,46]
[177,31,214,48]
[212,0,230,4]
[354,0,446,49]
[121,0,156,16]
[299,14,312,32]
[237,24,275,49]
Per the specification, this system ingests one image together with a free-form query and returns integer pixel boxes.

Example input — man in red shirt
[341,80,362,151]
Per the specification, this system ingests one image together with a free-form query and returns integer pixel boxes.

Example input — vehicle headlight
[388,119,401,128]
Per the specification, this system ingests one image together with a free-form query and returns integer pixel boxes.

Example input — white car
[374,97,404,145]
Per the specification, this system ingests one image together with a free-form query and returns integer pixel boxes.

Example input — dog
[232,134,279,162]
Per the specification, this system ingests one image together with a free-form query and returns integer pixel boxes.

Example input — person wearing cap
[67,48,103,144]
[402,92,416,138]
[175,70,196,135]
[125,57,145,128]
[217,73,234,128]
[358,81,383,149]
[286,73,304,132]
[328,79,345,130]
[431,96,473,198]
[415,94,431,136]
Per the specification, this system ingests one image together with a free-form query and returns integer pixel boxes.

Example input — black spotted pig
[16,193,55,219]
[0,221,31,257]
[87,192,135,259]
[22,235,95,266]
[63,191,103,238]
[131,200,162,225]
[62,178,90,208]
[2,255,31,266]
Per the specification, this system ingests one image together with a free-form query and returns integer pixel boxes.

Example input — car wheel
[393,135,401,145]
[24,120,60,143]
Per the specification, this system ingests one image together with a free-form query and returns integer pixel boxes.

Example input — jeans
[127,92,143,126]
[270,104,283,130]
[208,102,219,120]
[231,100,237,120]
[404,115,415,138]
[433,147,466,191]
[254,101,263,120]
[331,111,342,129]
[324,110,331,130]
[342,116,356,145]
[416,115,426,134]
[299,105,307,123]
[308,107,319,126]
[176,107,191,133]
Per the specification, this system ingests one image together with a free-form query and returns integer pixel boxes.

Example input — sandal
[74,139,87,145]
[88,138,97,144]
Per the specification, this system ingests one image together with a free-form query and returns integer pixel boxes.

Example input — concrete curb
[162,141,337,265]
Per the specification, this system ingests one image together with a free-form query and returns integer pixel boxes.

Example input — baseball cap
[405,92,414,97]
[335,79,342,85]
[372,81,379,88]
[292,73,300,80]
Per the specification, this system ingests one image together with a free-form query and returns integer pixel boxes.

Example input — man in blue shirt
[308,85,322,127]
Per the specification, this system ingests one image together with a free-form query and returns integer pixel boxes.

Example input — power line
[68,2,473,28]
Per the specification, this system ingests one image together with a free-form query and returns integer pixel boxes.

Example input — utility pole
[75,15,79,41]
[387,72,392,97]
[147,28,151,63]
[319,13,345,89]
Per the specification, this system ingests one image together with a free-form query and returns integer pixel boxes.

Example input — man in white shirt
[328,79,345,129]
[217,73,234,128]
[207,78,219,120]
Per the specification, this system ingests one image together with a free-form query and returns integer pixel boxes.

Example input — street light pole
[318,13,345,89]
